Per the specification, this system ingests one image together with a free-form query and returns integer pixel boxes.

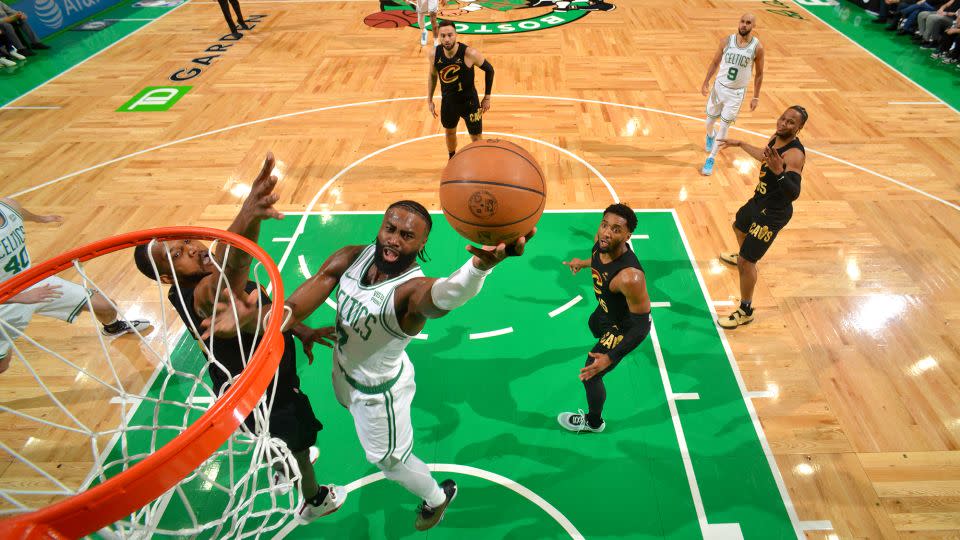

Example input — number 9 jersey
[706,34,760,124]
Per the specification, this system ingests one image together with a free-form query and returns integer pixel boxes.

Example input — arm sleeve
[777,171,802,201]
[479,60,494,96]
[430,259,492,311]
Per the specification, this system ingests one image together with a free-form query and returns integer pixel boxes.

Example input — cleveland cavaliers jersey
[0,200,29,283]
[434,42,477,98]
[715,34,760,90]
[590,242,644,326]
[333,244,424,387]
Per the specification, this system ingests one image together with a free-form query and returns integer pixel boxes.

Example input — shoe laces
[572,408,588,432]
[417,501,436,518]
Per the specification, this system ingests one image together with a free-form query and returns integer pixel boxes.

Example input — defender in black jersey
[716,105,808,329]
[558,204,652,433]
[132,153,347,522]
[427,20,495,159]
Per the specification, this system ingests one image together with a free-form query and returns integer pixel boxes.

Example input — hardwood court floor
[0,0,959,537]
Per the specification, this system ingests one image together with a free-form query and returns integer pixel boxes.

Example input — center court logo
[366,0,615,35]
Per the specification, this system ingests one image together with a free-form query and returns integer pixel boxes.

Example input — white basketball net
[0,236,303,539]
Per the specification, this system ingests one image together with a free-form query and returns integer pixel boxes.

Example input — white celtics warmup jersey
[0,200,29,283]
[716,34,759,90]
[333,244,424,386]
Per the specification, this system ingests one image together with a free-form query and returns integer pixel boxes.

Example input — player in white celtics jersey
[280,200,533,532]
[0,198,150,374]
[699,13,765,176]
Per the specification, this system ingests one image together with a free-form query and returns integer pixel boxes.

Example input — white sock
[709,120,732,159]
[378,454,446,507]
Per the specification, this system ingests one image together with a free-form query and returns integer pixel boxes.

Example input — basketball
[439,139,546,245]
[363,10,417,29]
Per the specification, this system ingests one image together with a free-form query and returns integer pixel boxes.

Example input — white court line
[745,390,777,399]
[10,94,955,214]
[1,106,61,110]
[469,327,513,340]
[651,302,671,308]
[888,101,942,105]
[672,393,701,401]
[631,234,649,239]
[274,463,584,539]
[789,2,956,114]
[272,237,292,242]
[1,0,191,109]
[800,520,834,531]
[105,18,158,21]
[186,396,214,405]
[670,210,804,538]
[649,321,742,539]
[549,295,582,318]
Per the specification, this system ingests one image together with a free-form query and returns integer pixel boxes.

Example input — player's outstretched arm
[395,229,536,335]
[281,245,365,330]
[718,138,766,161]
[0,197,62,224]
[193,153,284,314]
[562,258,591,275]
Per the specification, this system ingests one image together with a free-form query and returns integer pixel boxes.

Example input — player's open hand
[763,145,785,174]
[580,352,612,381]
[427,99,437,118]
[700,82,709,96]
[562,258,590,275]
[13,284,62,304]
[294,325,337,365]
[467,227,536,271]
[243,152,284,222]
[37,214,63,224]
[200,288,262,340]
[481,96,491,113]
[717,138,741,150]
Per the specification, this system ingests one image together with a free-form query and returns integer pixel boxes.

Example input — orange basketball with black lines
[440,139,546,245]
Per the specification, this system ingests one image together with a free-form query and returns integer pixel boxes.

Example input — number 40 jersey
[0,200,29,283]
